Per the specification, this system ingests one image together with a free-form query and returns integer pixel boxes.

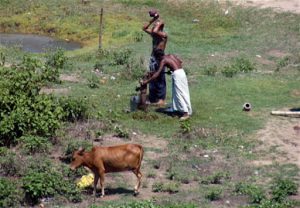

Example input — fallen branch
[271,111,300,118]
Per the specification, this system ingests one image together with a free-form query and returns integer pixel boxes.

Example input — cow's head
[70,147,85,170]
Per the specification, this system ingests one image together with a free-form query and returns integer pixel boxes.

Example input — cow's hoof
[133,191,139,196]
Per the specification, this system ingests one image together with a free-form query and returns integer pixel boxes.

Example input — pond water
[0,33,81,53]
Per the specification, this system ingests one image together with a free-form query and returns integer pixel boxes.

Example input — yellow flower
[77,173,94,188]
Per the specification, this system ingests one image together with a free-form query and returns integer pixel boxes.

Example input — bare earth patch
[229,0,300,14]
[255,117,300,167]
[39,87,70,95]
[60,74,81,82]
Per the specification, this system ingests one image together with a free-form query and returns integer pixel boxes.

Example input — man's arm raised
[142,18,157,34]
[152,20,167,38]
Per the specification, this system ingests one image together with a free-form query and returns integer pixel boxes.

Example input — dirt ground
[229,0,300,14]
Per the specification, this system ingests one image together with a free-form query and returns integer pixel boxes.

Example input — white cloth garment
[171,69,192,115]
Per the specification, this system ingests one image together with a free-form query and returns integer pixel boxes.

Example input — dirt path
[229,0,300,14]
[255,117,300,168]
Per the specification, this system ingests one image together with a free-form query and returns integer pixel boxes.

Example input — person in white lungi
[141,49,192,120]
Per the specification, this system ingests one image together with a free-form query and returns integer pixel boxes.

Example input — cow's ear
[78,147,85,155]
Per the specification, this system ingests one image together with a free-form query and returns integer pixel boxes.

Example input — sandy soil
[230,0,300,14]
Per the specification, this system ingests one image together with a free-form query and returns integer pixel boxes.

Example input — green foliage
[152,181,179,193]
[0,178,23,207]
[114,126,129,139]
[0,52,5,66]
[201,171,230,185]
[64,140,92,162]
[245,199,295,208]
[0,147,23,176]
[0,57,65,145]
[271,177,298,202]
[58,96,88,122]
[203,65,218,76]
[17,135,51,155]
[276,56,290,71]
[22,168,81,204]
[46,48,67,69]
[88,75,100,88]
[235,182,266,204]
[133,31,144,42]
[222,57,255,77]
[180,120,191,134]
[111,48,132,66]
[205,187,222,201]
[90,200,196,208]
[221,65,238,77]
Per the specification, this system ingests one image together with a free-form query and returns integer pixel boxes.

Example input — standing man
[142,9,168,106]
[141,49,192,120]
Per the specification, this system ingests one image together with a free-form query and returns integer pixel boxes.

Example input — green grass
[0,0,300,207]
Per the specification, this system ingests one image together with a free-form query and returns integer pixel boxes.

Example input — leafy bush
[201,171,230,185]
[0,178,23,207]
[0,147,23,176]
[22,169,81,204]
[111,48,132,65]
[205,187,222,201]
[0,57,65,145]
[17,135,51,155]
[271,177,298,202]
[221,57,255,77]
[87,75,100,89]
[63,140,93,162]
[46,48,67,69]
[233,57,255,73]
[114,126,129,139]
[203,65,218,76]
[221,65,238,77]
[58,96,88,122]
[235,182,266,204]
[0,52,5,66]
[152,181,179,193]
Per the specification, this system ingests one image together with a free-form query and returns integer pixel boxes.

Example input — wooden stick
[271,111,300,117]
[99,8,104,49]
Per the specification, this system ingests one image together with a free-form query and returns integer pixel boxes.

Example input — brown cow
[70,144,143,199]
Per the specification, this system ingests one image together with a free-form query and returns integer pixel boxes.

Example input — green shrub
[22,169,81,204]
[133,31,144,42]
[201,171,230,184]
[203,65,218,76]
[221,65,238,77]
[17,135,51,155]
[114,126,129,139]
[233,57,255,73]
[111,48,132,65]
[64,140,93,162]
[0,52,5,66]
[87,75,100,89]
[235,182,266,204]
[58,96,88,122]
[276,56,290,71]
[46,48,67,69]
[271,177,298,202]
[0,148,23,176]
[205,187,222,201]
[0,178,23,207]
[152,181,179,193]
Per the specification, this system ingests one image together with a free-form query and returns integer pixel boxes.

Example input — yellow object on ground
[77,173,94,188]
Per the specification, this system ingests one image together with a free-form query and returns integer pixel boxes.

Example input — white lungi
[172,69,192,115]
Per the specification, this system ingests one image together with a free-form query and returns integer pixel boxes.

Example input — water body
[0,33,81,53]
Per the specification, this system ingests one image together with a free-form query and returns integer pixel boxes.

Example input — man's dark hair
[153,49,165,58]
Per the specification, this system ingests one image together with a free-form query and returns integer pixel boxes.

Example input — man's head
[153,48,165,60]
[149,9,159,18]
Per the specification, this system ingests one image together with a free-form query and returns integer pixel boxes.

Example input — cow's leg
[133,169,142,195]
[99,172,105,197]
[93,173,99,202]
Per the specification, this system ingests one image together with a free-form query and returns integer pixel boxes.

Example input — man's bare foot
[179,113,190,121]
[151,99,166,107]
